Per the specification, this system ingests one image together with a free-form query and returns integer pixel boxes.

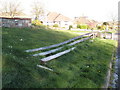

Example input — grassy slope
[2,27,117,88]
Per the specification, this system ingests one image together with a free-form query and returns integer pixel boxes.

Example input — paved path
[118,32,120,89]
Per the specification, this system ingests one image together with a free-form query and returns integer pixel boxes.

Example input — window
[15,20,18,25]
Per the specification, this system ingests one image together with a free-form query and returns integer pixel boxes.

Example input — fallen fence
[25,32,93,52]
[41,47,76,62]
[25,32,95,72]
[25,32,94,62]
[33,36,91,56]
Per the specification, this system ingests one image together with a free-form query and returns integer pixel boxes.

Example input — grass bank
[2,27,117,88]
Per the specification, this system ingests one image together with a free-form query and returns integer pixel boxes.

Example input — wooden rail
[40,36,92,62]
[37,64,53,71]
[33,36,92,56]
[26,32,94,62]
[41,47,76,62]
[25,32,92,52]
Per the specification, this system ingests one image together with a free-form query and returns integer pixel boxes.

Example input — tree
[109,13,117,30]
[103,22,109,31]
[103,22,109,26]
[0,1,23,18]
[31,0,45,20]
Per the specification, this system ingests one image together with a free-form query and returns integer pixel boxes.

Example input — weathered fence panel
[33,36,92,56]
[25,33,92,52]
[33,47,63,56]
[41,47,76,62]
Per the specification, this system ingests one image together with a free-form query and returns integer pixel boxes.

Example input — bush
[69,25,73,30]
[97,25,105,30]
[77,24,88,29]
[77,24,81,29]
[53,24,58,27]
[81,25,88,29]
[97,26,101,30]
[87,25,91,29]
[32,20,42,26]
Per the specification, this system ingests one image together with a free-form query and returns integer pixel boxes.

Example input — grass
[2,26,117,88]
[59,30,91,33]
[102,30,117,34]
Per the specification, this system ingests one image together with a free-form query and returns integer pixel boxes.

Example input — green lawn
[2,26,117,88]
[59,30,91,33]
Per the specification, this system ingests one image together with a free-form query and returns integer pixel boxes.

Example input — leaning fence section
[25,32,93,52]
[25,32,94,62]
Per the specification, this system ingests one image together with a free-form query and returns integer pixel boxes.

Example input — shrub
[81,25,88,29]
[97,26,101,30]
[77,24,81,28]
[97,26,105,30]
[100,25,106,30]
[87,25,91,29]
[32,20,42,26]
[77,24,88,29]
[53,24,58,27]
[69,25,73,30]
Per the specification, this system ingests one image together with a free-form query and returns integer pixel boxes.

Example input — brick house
[0,17,31,28]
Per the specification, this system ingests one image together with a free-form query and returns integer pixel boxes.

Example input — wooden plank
[37,65,53,71]
[41,47,76,62]
[68,36,91,46]
[33,36,92,56]
[33,47,63,56]
[25,32,92,52]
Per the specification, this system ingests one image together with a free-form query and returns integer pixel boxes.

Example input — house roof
[76,17,98,23]
[54,14,71,21]
[74,17,98,28]
[74,17,91,24]
[0,17,31,20]
[0,12,31,19]
[47,12,59,22]
[46,12,72,22]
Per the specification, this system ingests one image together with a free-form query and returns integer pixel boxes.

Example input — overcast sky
[0,0,119,22]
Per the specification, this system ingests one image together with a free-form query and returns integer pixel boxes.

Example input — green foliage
[69,25,73,30]
[77,24,81,28]
[53,24,59,27]
[32,20,42,26]
[97,25,106,30]
[97,26,101,30]
[77,24,88,29]
[2,27,117,88]
[87,25,91,29]
[103,22,109,26]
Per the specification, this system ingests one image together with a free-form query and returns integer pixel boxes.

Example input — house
[42,12,73,28]
[74,16,98,29]
[0,17,31,28]
[107,21,118,30]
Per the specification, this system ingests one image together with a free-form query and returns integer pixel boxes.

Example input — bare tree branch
[110,13,118,30]
[31,0,45,20]
[0,1,24,18]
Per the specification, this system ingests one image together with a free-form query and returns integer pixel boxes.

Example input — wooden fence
[25,33,93,52]
[25,31,117,71]
[95,32,118,40]
[25,32,94,62]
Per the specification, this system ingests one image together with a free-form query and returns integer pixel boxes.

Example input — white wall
[60,21,73,28]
